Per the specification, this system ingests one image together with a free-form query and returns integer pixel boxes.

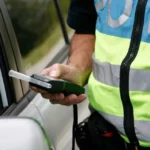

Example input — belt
[126,143,150,150]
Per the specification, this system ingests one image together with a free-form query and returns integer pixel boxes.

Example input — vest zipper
[119,0,148,146]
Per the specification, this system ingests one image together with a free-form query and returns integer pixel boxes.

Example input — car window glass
[5,0,70,75]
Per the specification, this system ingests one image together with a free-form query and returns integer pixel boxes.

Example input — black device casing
[30,74,85,96]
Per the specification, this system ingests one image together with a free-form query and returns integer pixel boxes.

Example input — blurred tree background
[5,0,70,58]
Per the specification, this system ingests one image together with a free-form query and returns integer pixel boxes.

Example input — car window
[5,0,71,76]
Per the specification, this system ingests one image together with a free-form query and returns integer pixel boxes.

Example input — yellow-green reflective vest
[88,0,150,147]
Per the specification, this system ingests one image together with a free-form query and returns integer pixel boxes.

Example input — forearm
[67,33,95,85]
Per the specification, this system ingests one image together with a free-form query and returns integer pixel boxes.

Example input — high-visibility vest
[88,0,150,147]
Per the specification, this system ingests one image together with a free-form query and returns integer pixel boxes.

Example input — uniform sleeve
[67,0,97,34]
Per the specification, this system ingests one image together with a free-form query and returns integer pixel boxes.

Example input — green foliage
[5,0,70,57]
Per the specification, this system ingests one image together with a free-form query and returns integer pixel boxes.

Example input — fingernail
[50,70,57,77]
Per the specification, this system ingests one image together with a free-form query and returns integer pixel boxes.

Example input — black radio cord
[72,104,78,150]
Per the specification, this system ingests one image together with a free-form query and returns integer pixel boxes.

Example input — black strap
[72,104,78,150]
[120,0,148,146]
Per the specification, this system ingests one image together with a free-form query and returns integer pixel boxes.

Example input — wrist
[66,63,92,86]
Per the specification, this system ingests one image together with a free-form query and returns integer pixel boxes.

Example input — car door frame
[0,0,71,116]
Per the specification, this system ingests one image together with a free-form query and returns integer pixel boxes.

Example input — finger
[49,64,81,85]
[67,94,86,103]
[30,86,48,94]
[49,93,65,104]
[42,93,64,104]
[41,93,50,99]
[60,94,86,106]
[60,94,77,106]
[48,93,65,100]
[40,64,71,79]
[75,94,87,103]
[48,64,70,78]
[40,68,53,76]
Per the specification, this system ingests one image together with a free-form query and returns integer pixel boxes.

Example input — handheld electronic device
[9,70,85,96]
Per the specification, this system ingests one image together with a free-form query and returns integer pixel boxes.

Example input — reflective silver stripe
[93,56,150,91]
[97,110,150,142]
[108,0,133,28]
[95,0,107,11]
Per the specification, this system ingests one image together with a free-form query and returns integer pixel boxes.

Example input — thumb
[48,64,70,79]
[41,64,81,84]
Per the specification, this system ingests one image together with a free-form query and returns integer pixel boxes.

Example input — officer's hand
[30,64,86,106]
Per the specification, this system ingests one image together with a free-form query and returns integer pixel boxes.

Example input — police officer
[32,0,150,149]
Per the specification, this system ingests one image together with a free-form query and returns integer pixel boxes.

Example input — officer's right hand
[30,63,87,106]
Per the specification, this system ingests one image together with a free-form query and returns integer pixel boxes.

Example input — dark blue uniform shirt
[67,0,97,34]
